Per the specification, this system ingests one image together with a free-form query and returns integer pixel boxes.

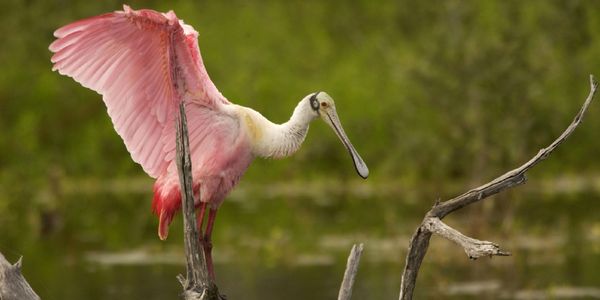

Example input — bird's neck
[243,100,315,159]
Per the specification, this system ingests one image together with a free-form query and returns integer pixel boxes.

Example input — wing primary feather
[50,6,230,178]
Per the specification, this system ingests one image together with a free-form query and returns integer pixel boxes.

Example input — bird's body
[152,101,317,238]
[50,5,368,279]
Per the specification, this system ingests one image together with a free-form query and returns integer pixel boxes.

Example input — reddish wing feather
[49,5,229,178]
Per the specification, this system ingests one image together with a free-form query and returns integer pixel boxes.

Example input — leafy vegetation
[0,3,599,298]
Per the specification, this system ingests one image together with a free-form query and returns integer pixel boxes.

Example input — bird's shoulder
[221,105,270,142]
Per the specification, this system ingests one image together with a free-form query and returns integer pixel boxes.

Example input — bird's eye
[321,102,328,108]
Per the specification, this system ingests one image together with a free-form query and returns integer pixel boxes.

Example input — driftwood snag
[398,75,598,300]
[175,102,222,300]
[338,244,364,300]
[0,252,39,300]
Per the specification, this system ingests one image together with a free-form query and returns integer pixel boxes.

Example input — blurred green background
[1,1,599,299]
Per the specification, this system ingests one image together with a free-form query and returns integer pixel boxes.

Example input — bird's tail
[152,179,181,240]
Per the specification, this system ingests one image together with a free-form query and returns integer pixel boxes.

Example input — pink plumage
[50,5,370,281]
[50,5,254,240]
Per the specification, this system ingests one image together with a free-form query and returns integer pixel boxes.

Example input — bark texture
[338,244,364,300]
[176,102,222,300]
[0,253,39,300]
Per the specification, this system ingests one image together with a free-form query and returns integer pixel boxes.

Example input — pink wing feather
[49,5,230,178]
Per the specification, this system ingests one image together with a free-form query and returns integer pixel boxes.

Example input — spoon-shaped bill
[322,109,369,179]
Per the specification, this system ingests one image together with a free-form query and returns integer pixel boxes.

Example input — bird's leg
[203,208,218,281]
[196,201,207,234]
[196,201,208,273]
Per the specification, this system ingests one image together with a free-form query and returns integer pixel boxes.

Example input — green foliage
[1,0,600,248]
[2,1,600,182]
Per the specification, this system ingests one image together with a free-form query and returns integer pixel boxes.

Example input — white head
[302,92,369,179]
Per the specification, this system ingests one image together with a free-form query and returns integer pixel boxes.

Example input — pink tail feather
[152,181,181,240]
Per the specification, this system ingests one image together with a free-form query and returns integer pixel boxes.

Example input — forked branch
[399,75,598,300]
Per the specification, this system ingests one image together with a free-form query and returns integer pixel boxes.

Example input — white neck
[242,99,317,159]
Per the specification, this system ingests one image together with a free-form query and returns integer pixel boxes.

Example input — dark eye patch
[309,92,320,111]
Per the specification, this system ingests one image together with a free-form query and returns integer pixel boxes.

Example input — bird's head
[305,92,369,179]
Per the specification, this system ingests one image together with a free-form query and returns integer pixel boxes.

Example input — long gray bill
[324,111,369,179]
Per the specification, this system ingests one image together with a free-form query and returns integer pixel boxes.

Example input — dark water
[2,182,600,299]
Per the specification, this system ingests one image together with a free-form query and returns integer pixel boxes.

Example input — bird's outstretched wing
[50,5,230,178]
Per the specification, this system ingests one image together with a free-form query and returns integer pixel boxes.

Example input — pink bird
[49,5,368,279]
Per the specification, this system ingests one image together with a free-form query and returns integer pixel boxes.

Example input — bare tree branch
[423,218,510,259]
[338,244,364,300]
[176,102,221,300]
[431,76,597,218]
[399,75,598,300]
[0,253,39,300]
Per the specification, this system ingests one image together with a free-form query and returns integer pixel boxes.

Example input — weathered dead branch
[175,102,222,300]
[0,252,39,300]
[399,75,598,300]
[422,218,510,259]
[338,243,364,300]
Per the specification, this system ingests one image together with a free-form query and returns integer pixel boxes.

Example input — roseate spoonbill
[49,5,368,278]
